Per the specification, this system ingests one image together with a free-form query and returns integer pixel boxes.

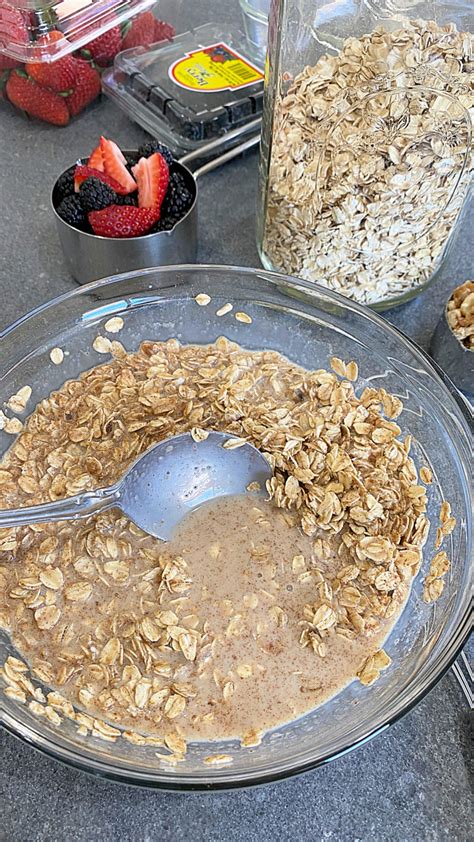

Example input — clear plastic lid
[0,0,157,62]
[102,23,264,154]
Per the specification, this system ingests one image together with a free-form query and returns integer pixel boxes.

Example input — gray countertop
[0,3,472,837]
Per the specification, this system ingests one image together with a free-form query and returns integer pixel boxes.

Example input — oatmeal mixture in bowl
[0,329,455,758]
[0,266,471,785]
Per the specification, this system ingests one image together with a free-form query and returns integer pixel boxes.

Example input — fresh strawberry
[27,57,75,92]
[100,135,137,194]
[153,19,175,43]
[74,164,126,194]
[27,36,76,92]
[29,29,68,56]
[120,14,175,51]
[0,5,30,50]
[132,152,169,211]
[88,143,104,171]
[89,204,158,238]
[121,12,156,51]
[6,69,69,125]
[0,66,9,98]
[65,58,100,116]
[81,25,122,67]
[0,53,21,70]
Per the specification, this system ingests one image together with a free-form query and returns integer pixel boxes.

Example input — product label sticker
[169,42,263,92]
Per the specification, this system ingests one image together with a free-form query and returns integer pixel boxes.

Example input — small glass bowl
[0,265,472,789]
[239,0,269,64]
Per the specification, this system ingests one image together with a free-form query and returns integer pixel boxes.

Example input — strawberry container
[102,22,265,155]
[0,0,178,125]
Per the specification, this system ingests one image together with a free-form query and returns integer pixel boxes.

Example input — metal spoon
[0,432,272,540]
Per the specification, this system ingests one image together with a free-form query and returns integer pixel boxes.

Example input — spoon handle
[0,485,120,529]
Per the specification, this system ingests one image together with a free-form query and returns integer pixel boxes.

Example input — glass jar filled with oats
[257,1,473,308]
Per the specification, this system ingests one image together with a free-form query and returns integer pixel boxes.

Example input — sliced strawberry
[89,204,158,238]
[88,144,104,171]
[132,152,169,210]
[100,136,136,194]
[74,164,127,194]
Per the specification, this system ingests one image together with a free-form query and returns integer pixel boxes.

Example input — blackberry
[115,193,138,206]
[79,177,117,212]
[137,140,174,167]
[150,215,180,233]
[55,166,75,203]
[161,171,194,219]
[56,195,87,229]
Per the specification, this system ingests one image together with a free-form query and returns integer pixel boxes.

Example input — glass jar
[257,0,474,309]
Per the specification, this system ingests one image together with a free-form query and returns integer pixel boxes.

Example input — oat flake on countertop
[50,347,64,365]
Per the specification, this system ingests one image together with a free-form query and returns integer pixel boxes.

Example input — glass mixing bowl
[0,265,472,789]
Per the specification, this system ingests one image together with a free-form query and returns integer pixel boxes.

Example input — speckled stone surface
[0,673,472,841]
[0,1,472,837]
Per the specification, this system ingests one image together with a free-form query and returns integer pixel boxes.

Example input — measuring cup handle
[191,133,260,180]
[178,117,261,172]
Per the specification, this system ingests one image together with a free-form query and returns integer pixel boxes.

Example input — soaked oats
[216,303,233,317]
[235,312,252,324]
[423,550,451,604]
[92,336,112,354]
[1,415,23,435]
[7,386,32,414]
[0,337,442,746]
[204,754,233,765]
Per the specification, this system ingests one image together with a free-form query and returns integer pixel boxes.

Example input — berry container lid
[102,22,264,154]
[0,0,158,62]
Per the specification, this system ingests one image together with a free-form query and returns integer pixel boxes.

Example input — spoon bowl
[119,431,272,539]
[0,431,272,540]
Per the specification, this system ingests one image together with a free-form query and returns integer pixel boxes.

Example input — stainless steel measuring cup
[430,291,474,397]
[52,119,261,284]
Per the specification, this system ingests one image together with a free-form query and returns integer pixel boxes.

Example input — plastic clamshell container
[1,0,177,126]
[0,0,163,62]
[102,22,264,154]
